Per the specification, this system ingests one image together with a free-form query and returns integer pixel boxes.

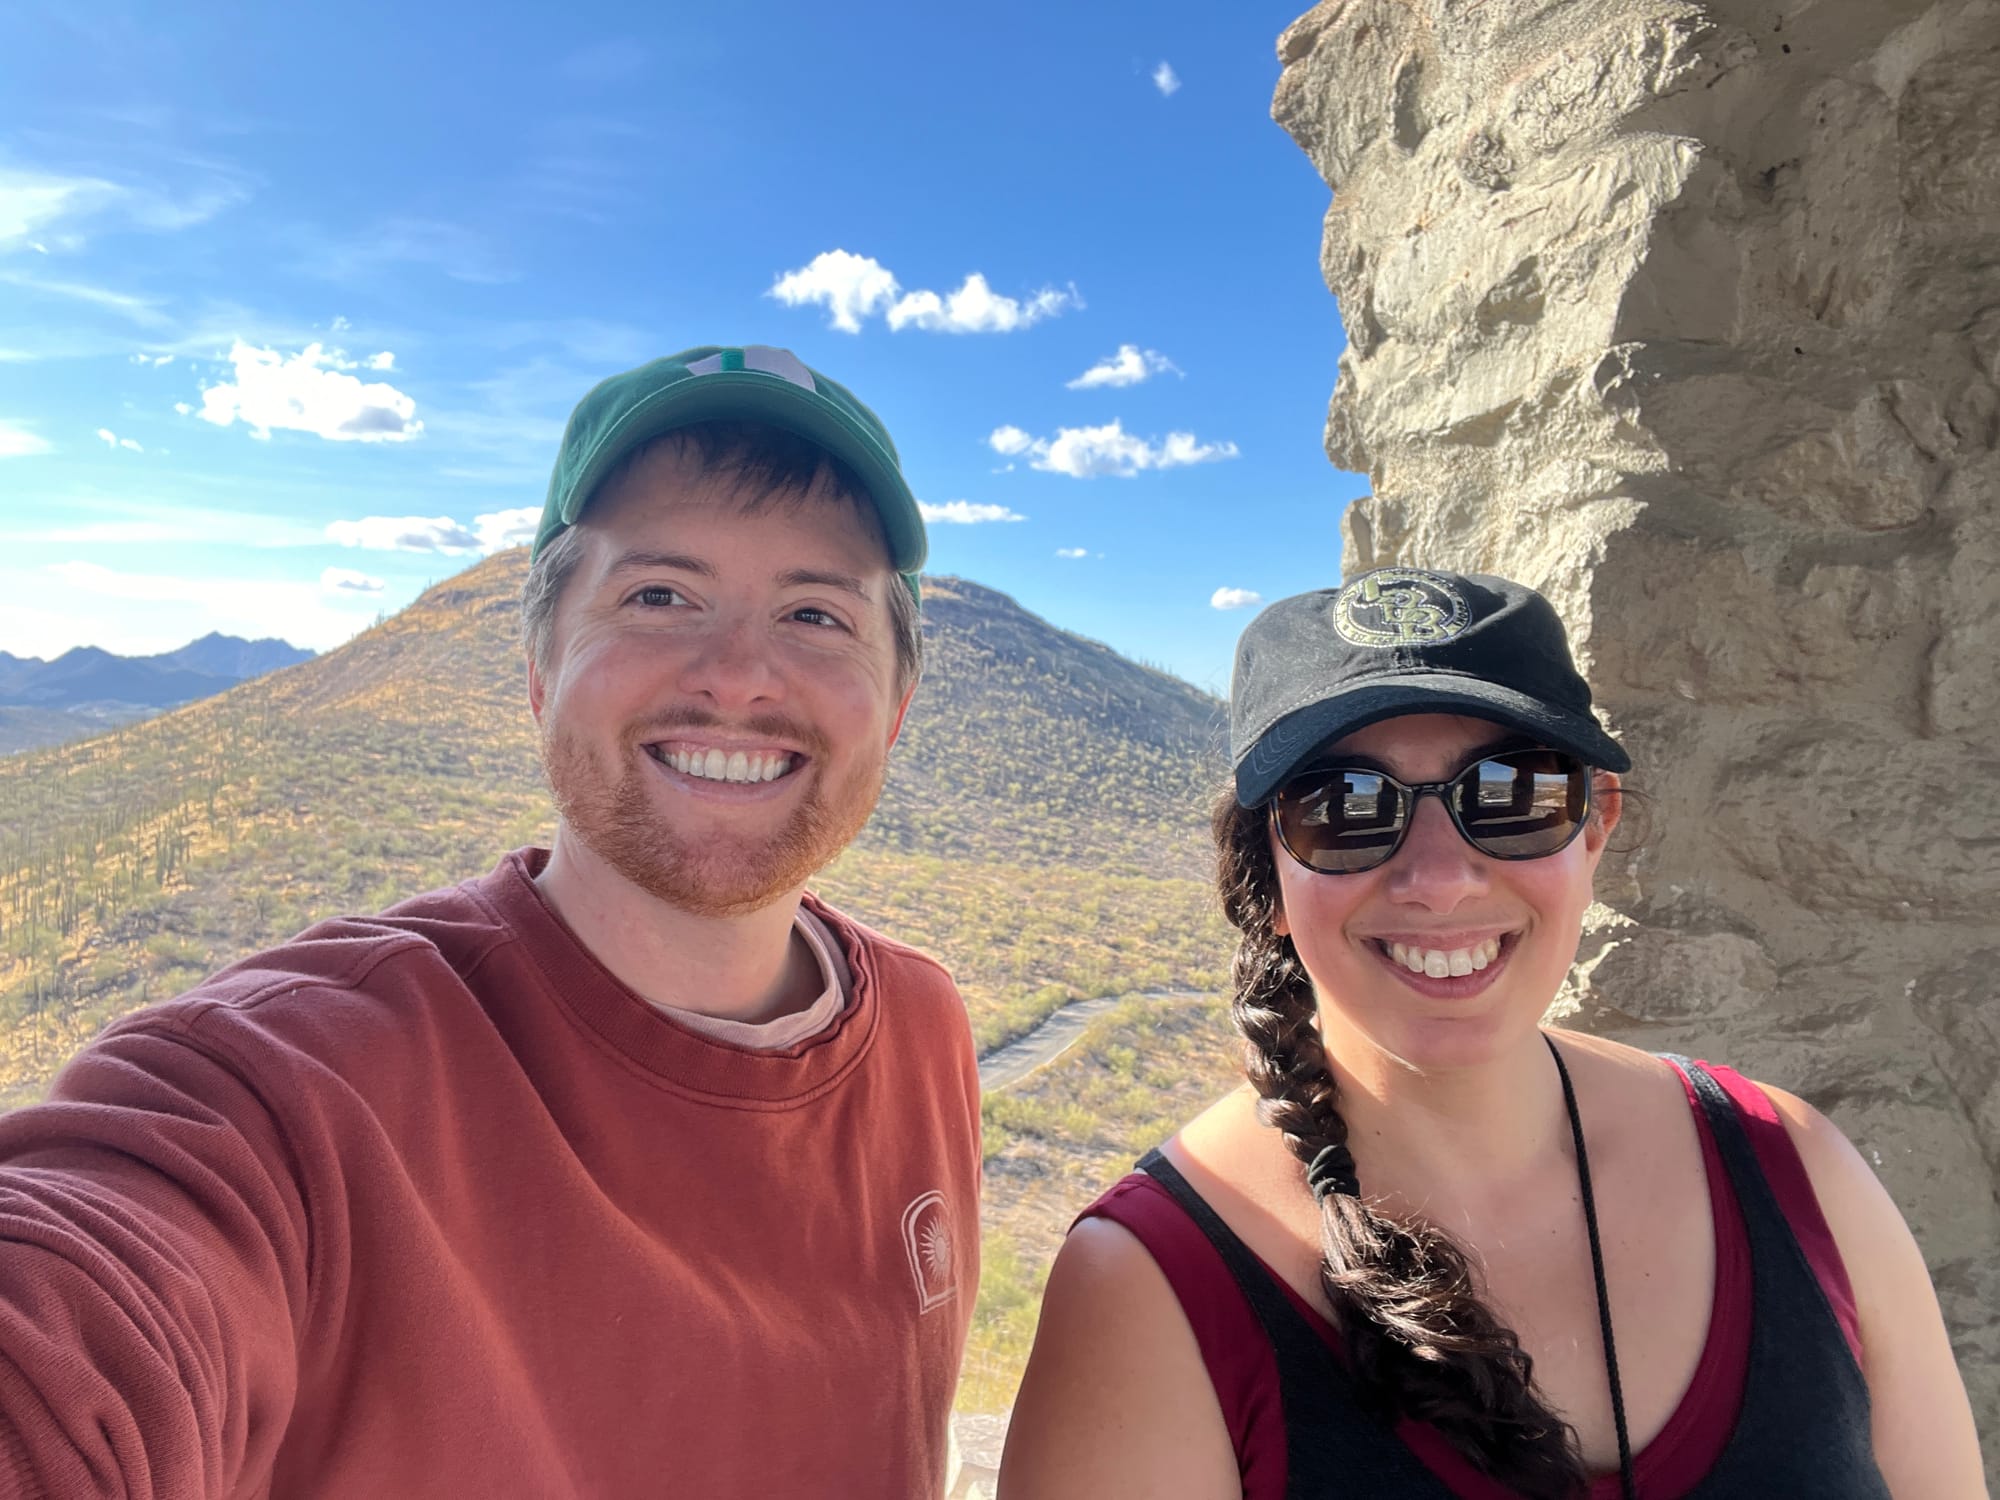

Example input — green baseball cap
[533,344,927,599]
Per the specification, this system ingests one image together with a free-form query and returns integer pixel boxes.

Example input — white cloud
[887,275,1079,334]
[173,401,194,416]
[918,500,1025,524]
[94,427,143,452]
[1211,587,1262,610]
[197,340,422,443]
[326,514,479,552]
[128,352,175,368]
[1056,547,1089,559]
[986,419,1239,478]
[474,507,539,552]
[1153,61,1182,96]
[1067,344,1180,390]
[0,418,52,457]
[768,250,901,334]
[321,567,386,594]
[364,350,395,371]
[326,506,537,556]
[770,249,1079,335]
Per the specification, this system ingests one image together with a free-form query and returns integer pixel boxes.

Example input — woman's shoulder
[1000,1179,1246,1497]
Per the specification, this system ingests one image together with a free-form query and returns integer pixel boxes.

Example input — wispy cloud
[987,419,1238,478]
[0,168,119,249]
[515,116,649,223]
[1066,344,1180,390]
[0,163,249,251]
[770,249,1080,335]
[1055,547,1095,559]
[38,561,372,651]
[918,500,1025,524]
[0,418,52,457]
[94,427,143,452]
[1211,587,1261,610]
[197,341,421,443]
[294,217,517,286]
[0,268,173,328]
[1153,61,1182,96]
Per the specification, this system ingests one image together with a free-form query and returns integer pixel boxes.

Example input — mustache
[626,706,829,757]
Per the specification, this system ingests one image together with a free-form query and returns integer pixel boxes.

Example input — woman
[1000,569,1985,1498]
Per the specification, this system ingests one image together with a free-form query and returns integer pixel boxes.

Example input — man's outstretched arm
[0,1018,310,1498]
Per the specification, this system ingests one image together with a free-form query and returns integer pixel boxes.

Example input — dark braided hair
[1213,787,1590,1498]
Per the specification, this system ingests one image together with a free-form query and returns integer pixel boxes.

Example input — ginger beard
[539,707,888,919]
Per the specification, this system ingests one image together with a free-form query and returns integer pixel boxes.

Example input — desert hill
[0,549,1231,1104]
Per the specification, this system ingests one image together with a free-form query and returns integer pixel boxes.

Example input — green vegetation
[958,993,1244,1410]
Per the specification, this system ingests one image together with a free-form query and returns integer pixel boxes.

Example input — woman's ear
[1586,771,1623,852]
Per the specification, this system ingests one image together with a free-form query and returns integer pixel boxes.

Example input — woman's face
[1271,712,1617,1074]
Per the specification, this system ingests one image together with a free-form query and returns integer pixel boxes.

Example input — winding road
[976,989,1210,1092]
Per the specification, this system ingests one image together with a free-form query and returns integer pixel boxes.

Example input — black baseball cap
[1231,567,1630,807]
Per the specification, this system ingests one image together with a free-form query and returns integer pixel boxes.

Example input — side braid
[1214,789,1589,1498]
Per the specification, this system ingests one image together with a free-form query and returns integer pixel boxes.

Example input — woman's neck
[1317,1010,1575,1219]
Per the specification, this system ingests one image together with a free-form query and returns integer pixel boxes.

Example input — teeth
[657,745,797,785]
[1387,937,1506,978]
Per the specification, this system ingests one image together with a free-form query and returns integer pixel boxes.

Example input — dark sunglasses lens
[1274,769,1407,873]
[1453,750,1589,858]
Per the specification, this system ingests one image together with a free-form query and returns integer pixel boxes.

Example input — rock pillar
[1275,0,1999,1469]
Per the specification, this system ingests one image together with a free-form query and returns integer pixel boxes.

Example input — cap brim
[561,371,927,575]
[1234,673,1631,807]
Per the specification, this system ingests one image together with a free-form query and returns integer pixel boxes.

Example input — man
[0,345,981,1497]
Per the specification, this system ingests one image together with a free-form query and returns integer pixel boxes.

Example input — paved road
[977,989,1210,1092]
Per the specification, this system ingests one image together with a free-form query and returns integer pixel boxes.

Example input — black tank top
[1136,1057,1891,1498]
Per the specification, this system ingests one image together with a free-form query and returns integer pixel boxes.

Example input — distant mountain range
[0,633,315,754]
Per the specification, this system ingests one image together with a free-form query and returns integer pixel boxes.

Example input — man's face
[528,447,912,917]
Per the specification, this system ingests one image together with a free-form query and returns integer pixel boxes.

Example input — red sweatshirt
[0,850,981,1498]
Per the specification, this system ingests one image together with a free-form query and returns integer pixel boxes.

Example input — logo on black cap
[1334,569,1470,648]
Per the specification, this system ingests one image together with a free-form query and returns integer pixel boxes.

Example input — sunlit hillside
[0,550,1254,1410]
[0,550,1233,1103]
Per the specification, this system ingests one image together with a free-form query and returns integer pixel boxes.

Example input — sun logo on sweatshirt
[901,1191,957,1313]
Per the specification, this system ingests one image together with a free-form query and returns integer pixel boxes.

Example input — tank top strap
[1658,1059,1891,1498]
[1136,1150,1454,1496]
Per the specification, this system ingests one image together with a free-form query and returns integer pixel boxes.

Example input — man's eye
[634,586,685,607]
[792,606,843,628]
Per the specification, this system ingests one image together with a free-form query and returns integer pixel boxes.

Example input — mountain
[152,633,315,680]
[0,549,1230,1108]
[0,634,315,754]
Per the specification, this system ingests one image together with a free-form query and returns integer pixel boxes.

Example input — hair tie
[1305,1142,1359,1202]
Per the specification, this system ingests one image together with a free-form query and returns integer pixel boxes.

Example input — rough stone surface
[1276,0,2000,1477]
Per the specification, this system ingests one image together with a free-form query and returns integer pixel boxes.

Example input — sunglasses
[1269,747,1593,875]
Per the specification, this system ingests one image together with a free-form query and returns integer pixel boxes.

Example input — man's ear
[526,651,547,727]
[885,679,917,751]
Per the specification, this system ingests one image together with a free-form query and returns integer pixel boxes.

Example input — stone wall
[1275,0,1999,1476]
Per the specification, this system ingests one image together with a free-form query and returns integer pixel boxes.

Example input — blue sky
[0,0,1361,695]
